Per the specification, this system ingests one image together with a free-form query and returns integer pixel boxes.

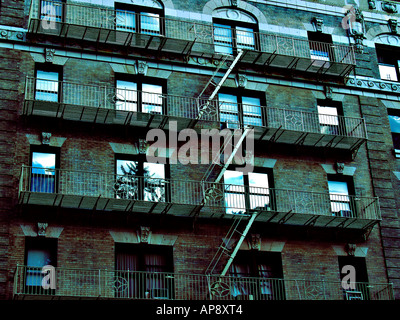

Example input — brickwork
[0,0,399,301]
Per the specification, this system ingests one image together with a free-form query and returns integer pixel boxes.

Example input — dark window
[115,76,165,115]
[115,1,164,35]
[213,16,258,55]
[376,44,400,81]
[223,167,274,214]
[308,32,334,62]
[115,243,174,299]
[114,154,169,202]
[30,146,60,193]
[388,109,400,157]
[328,175,356,217]
[24,237,57,294]
[217,91,265,129]
[230,251,284,300]
[338,256,369,300]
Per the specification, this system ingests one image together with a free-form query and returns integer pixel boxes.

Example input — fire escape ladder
[205,211,258,277]
[197,49,244,121]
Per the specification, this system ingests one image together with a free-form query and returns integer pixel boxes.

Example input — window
[115,244,174,299]
[114,155,168,202]
[218,92,263,129]
[328,175,355,217]
[212,12,258,55]
[388,109,400,157]
[35,67,61,102]
[223,168,273,214]
[40,0,64,23]
[115,78,164,115]
[376,45,400,81]
[308,32,333,63]
[30,147,59,193]
[338,256,369,300]
[24,237,57,294]
[317,100,344,135]
[229,251,284,300]
[115,1,163,35]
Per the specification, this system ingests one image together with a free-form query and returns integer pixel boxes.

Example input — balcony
[23,77,367,152]
[18,166,381,230]
[27,0,355,78]
[13,265,393,300]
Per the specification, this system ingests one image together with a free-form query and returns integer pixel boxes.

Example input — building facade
[0,0,399,300]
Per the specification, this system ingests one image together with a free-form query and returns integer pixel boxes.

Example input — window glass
[224,170,245,214]
[40,0,63,22]
[213,24,233,54]
[142,83,163,114]
[31,152,56,193]
[116,80,137,112]
[318,105,339,135]
[328,180,351,215]
[389,114,400,133]
[116,9,136,32]
[236,26,255,50]
[141,12,160,35]
[35,70,59,102]
[242,96,262,127]
[379,64,398,81]
[248,172,269,209]
[218,93,239,128]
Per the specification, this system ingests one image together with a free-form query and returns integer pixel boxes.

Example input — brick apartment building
[0,0,399,300]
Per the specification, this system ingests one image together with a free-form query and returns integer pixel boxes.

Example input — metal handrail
[19,165,381,220]
[14,265,393,300]
[29,0,355,65]
[24,76,367,139]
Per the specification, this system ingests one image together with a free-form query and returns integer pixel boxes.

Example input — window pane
[142,83,163,114]
[36,70,59,102]
[310,49,330,61]
[242,96,262,127]
[116,159,138,176]
[318,105,339,135]
[26,249,53,286]
[115,160,139,199]
[143,162,165,201]
[328,180,351,214]
[213,24,233,54]
[141,12,160,35]
[236,26,255,50]
[389,115,400,133]
[116,10,136,32]
[116,80,137,111]
[32,152,56,174]
[40,0,63,22]
[249,172,269,209]
[379,64,398,81]
[218,93,239,128]
[224,170,245,214]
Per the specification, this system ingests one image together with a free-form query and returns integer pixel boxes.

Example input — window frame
[327,174,356,217]
[34,64,62,103]
[24,237,58,294]
[114,2,165,36]
[376,44,400,82]
[217,90,266,129]
[30,145,60,194]
[223,166,275,214]
[388,108,400,156]
[114,74,166,115]
[317,99,345,136]
[212,17,259,55]
[114,153,170,202]
[307,31,334,62]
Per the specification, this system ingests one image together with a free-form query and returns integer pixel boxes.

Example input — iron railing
[14,265,393,300]
[24,77,367,140]
[19,166,381,222]
[28,0,356,66]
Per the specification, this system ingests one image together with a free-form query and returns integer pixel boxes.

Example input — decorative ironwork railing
[28,0,356,67]
[24,77,367,140]
[19,166,381,223]
[14,265,393,300]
